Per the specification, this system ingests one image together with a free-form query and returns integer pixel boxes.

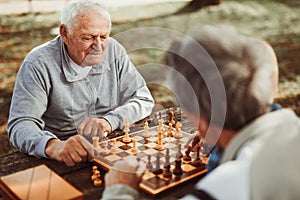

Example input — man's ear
[60,24,69,45]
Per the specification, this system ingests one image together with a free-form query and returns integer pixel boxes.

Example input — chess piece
[183,131,201,163]
[93,178,102,186]
[122,118,132,143]
[176,143,183,159]
[110,138,118,154]
[146,155,153,171]
[92,166,98,173]
[164,149,170,168]
[152,153,163,175]
[131,139,138,154]
[91,170,98,181]
[168,110,175,126]
[157,118,165,132]
[92,136,101,150]
[173,158,183,176]
[92,169,102,186]
[165,134,173,148]
[182,147,192,163]
[167,122,173,137]
[102,140,110,154]
[162,165,172,179]
[156,129,165,144]
[143,121,150,138]
[174,122,182,139]
[191,145,202,167]
[91,168,100,181]
[155,130,164,151]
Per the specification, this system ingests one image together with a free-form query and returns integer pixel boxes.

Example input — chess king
[102,25,300,200]
[7,0,154,167]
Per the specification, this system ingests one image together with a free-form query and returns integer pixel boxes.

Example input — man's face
[61,10,110,66]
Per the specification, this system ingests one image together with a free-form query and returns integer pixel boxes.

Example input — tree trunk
[175,0,221,15]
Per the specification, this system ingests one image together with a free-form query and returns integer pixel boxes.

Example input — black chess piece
[152,153,163,175]
[163,165,172,179]
[182,147,192,163]
[164,149,170,168]
[146,155,153,171]
[191,146,202,167]
[168,110,175,126]
[173,158,183,176]
[176,143,183,159]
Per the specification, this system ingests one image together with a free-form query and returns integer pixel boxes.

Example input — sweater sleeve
[7,62,57,158]
[101,184,139,200]
[102,40,154,130]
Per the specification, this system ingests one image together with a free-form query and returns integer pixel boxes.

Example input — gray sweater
[7,36,154,158]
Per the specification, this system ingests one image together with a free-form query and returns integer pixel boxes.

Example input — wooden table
[0,108,204,200]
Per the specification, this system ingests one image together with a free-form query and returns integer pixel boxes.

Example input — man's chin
[82,58,103,66]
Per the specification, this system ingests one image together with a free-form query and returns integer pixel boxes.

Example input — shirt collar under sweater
[68,55,92,80]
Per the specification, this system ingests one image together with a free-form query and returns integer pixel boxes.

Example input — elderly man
[7,0,154,167]
[101,26,300,199]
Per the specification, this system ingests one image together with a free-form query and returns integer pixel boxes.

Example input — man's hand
[185,131,203,151]
[105,157,145,190]
[45,135,96,167]
[77,117,112,137]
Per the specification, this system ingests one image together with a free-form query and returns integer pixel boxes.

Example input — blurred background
[0,0,299,155]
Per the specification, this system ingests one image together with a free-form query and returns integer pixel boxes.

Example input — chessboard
[0,165,83,200]
[92,124,207,196]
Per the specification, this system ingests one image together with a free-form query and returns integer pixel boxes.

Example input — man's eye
[82,37,93,41]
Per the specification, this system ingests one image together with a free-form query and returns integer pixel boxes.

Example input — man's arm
[101,41,155,131]
[7,62,56,158]
[7,62,96,165]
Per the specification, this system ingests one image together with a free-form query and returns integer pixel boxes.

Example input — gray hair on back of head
[165,25,278,130]
[61,0,111,34]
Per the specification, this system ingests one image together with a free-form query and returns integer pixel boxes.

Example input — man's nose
[92,37,102,50]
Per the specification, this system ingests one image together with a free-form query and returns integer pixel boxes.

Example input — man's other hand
[77,117,112,137]
[45,135,96,167]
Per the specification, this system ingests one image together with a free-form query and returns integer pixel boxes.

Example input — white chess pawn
[143,121,150,138]
[110,139,118,154]
[174,122,183,139]
[131,139,138,154]
[101,140,110,154]
[122,118,132,143]
[157,118,165,132]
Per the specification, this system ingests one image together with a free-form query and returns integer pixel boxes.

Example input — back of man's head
[165,25,278,130]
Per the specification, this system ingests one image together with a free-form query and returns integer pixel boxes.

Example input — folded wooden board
[0,164,83,200]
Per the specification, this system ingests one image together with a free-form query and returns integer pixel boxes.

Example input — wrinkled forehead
[71,9,111,33]
[76,6,111,22]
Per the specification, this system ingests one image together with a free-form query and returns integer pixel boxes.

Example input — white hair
[61,0,111,33]
[165,25,278,130]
